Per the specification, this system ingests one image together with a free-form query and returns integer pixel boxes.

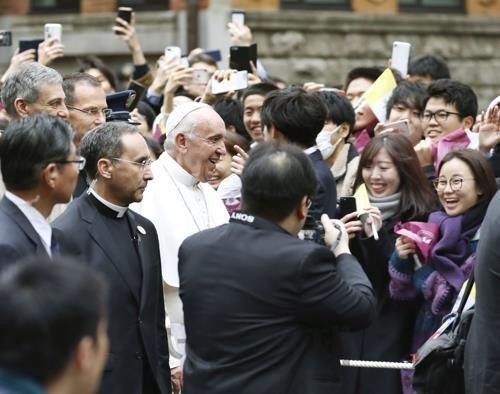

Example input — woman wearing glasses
[389,149,497,394]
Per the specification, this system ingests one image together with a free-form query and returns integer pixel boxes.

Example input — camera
[299,214,325,244]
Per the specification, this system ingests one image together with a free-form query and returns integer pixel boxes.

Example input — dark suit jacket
[308,149,337,220]
[53,194,171,394]
[464,190,500,394]
[0,196,50,268]
[179,214,375,394]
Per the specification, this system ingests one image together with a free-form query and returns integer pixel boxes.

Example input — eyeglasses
[111,157,153,171]
[67,106,112,118]
[421,110,462,123]
[191,132,225,146]
[432,176,475,192]
[55,157,86,171]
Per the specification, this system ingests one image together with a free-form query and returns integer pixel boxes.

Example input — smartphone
[0,31,12,47]
[211,70,248,95]
[115,7,132,35]
[117,7,132,23]
[164,46,181,65]
[339,197,357,219]
[379,119,410,135]
[231,10,245,26]
[44,24,61,42]
[191,69,211,85]
[180,56,190,67]
[229,43,257,73]
[391,41,411,77]
[204,49,222,63]
[19,39,44,61]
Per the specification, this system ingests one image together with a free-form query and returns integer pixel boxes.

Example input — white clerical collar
[303,145,318,155]
[89,188,128,218]
[4,191,53,256]
[161,152,199,187]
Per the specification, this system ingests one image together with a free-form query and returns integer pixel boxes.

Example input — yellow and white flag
[355,68,397,123]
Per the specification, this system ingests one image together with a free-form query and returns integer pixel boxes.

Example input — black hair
[78,56,117,91]
[386,81,428,119]
[63,72,102,107]
[0,256,108,384]
[136,101,156,131]
[260,87,327,148]
[79,121,138,181]
[424,79,478,120]
[144,136,163,160]
[241,142,318,222]
[213,97,251,141]
[240,82,279,103]
[408,55,450,81]
[0,114,73,191]
[317,91,355,132]
[344,67,383,91]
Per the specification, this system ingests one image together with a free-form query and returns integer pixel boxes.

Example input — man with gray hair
[132,101,229,392]
[1,62,68,120]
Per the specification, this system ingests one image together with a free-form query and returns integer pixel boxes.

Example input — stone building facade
[0,0,499,108]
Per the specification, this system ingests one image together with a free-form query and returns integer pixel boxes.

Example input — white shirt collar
[160,152,199,187]
[4,191,53,256]
[89,188,128,218]
[303,145,318,155]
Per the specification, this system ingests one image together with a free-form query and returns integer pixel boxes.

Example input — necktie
[50,232,60,257]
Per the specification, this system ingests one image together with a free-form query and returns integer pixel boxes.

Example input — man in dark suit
[0,114,79,267]
[260,87,337,219]
[53,122,171,394]
[464,189,500,394]
[179,143,375,394]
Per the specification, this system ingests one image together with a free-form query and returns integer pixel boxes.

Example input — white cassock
[131,151,229,368]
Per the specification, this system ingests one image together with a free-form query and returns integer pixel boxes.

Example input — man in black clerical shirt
[53,122,171,394]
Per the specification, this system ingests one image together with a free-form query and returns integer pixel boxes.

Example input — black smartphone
[19,39,44,61]
[229,43,257,73]
[339,197,357,219]
[0,31,12,47]
[116,7,132,34]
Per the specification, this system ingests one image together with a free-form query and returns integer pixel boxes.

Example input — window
[281,0,349,10]
[400,0,464,12]
[118,0,168,10]
[31,0,79,13]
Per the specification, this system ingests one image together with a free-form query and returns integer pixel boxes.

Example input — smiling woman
[337,133,438,394]
[389,149,496,392]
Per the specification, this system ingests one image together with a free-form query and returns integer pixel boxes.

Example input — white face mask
[316,125,343,159]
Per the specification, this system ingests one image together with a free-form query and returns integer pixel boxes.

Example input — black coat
[335,216,420,394]
[178,213,375,394]
[0,196,50,268]
[53,194,171,394]
[464,190,500,394]
[308,149,337,220]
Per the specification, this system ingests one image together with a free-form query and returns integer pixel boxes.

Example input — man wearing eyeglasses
[131,101,229,392]
[63,72,109,149]
[0,114,79,267]
[53,121,172,394]
[63,73,109,198]
[414,79,477,171]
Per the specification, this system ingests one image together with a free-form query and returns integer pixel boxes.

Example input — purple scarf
[423,203,485,315]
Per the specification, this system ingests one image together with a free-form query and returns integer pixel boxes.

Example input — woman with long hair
[337,133,438,394]
[389,149,497,393]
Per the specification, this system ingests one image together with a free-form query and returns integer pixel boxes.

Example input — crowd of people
[1,9,500,394]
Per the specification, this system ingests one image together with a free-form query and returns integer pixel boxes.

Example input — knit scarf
[423,200,488,315]
[368,192,401,222]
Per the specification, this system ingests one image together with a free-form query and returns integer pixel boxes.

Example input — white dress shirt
[4,191,53,256]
